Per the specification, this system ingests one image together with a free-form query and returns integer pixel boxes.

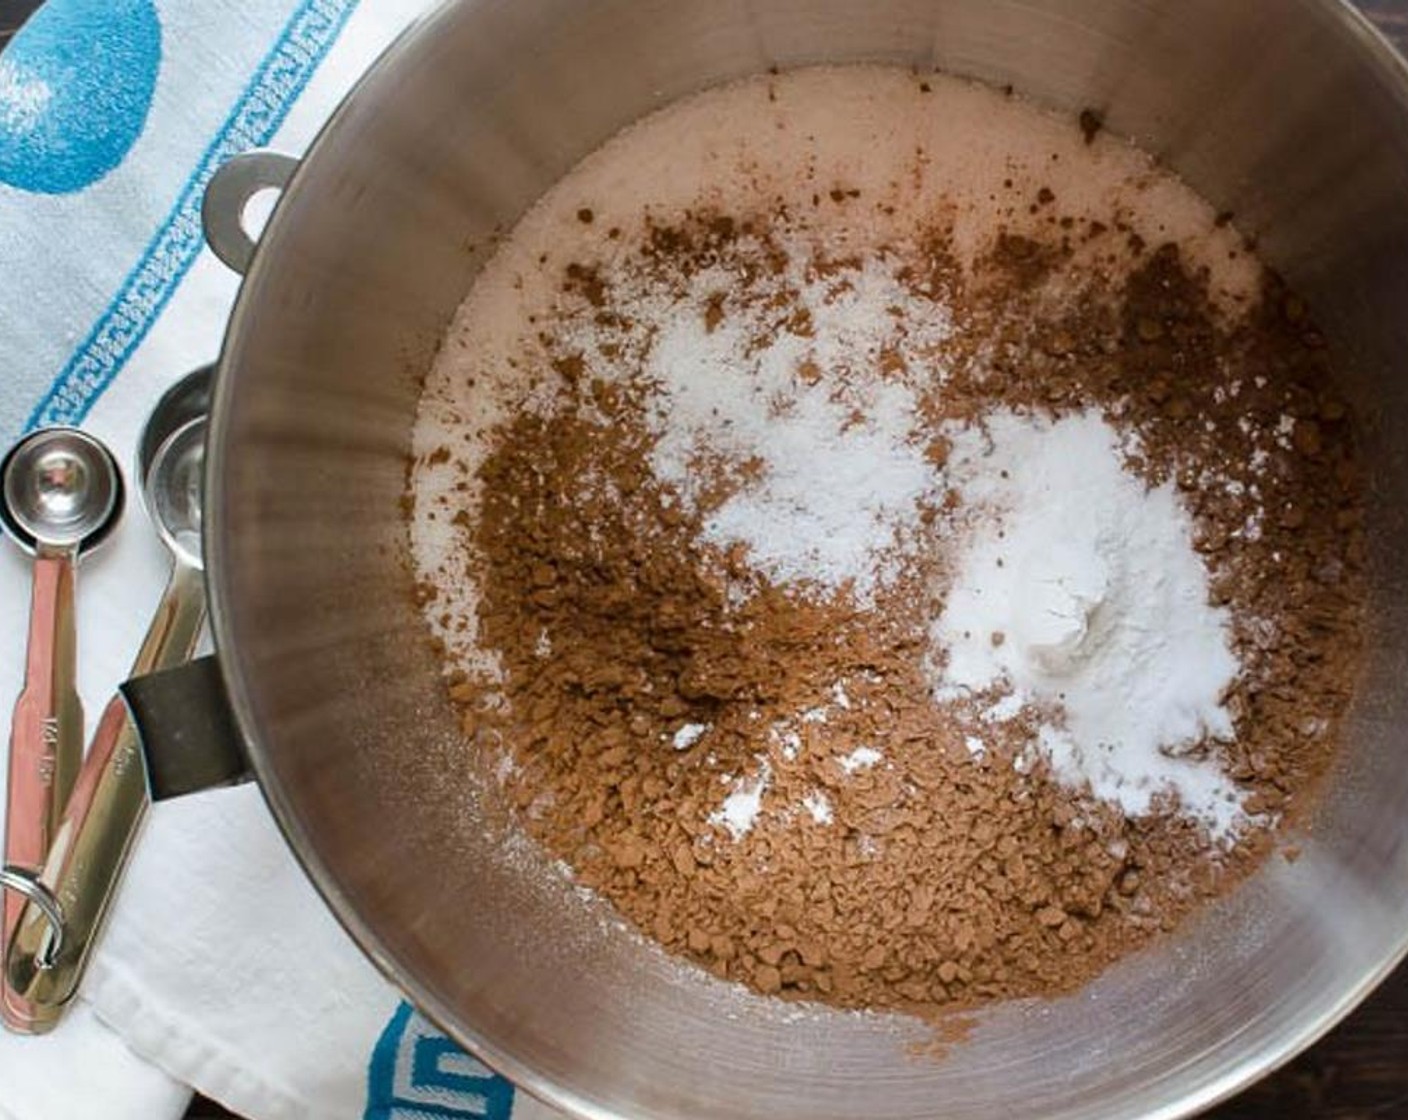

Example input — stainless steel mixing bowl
[201,1,1408,1116]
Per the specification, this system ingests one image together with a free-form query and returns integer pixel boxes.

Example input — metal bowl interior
[207,2,1408,1118]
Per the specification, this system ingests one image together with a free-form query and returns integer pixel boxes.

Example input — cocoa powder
[413,157,1363,1015]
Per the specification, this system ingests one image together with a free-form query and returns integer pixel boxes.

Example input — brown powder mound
[422,191,1364,1017]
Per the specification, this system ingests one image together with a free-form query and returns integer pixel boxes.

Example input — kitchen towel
[0,2,562,1118]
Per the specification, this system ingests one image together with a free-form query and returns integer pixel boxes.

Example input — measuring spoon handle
[2,560,206,1032]
[2,549,82,951]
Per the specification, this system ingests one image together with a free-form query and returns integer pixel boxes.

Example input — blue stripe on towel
[24,0,360,432]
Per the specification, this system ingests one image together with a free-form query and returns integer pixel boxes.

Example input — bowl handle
[121,657,248,800]
[201,150,299,275]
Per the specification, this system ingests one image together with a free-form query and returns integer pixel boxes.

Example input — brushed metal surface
[204,2,1408,1118]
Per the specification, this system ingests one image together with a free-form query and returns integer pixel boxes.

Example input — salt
[802,791,834,825]
[930,408,1246,837]
[710,764,770,839]
[838,746,883,774]
[672,722,709,751]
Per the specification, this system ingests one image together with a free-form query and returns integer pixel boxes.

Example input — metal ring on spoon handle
[3,560,206,1025]
[0,869,62,967]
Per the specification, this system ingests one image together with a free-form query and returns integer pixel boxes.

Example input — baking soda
[931,409,1246,836]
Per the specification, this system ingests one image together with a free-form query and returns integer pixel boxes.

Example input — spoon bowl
[137,366,211,490]
[0,428,123,555]
[144,418,205,573]
[139,366,210,572]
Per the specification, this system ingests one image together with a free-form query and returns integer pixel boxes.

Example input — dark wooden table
[2,2,1405,1117]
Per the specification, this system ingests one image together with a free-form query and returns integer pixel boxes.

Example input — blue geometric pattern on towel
[366,1001,517,1120]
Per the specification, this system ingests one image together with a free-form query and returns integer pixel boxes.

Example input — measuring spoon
[0,429,122,1011]
[3,371,209,1033]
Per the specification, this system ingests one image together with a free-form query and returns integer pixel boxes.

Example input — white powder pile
[585,252,952,603]
[931,409,1246,837]
[413,65,1256,658]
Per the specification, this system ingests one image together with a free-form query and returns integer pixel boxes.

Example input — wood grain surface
[0,2,1403,1118]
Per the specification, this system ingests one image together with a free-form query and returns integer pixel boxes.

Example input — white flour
[574,250,953,603]
[931,409,1246,837]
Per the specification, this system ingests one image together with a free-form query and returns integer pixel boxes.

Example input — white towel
[0,2,565,1118]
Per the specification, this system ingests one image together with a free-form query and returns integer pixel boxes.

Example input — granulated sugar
[932,409,1246,837]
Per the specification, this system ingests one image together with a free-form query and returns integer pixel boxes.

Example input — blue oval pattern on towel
[0,0,162,194]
